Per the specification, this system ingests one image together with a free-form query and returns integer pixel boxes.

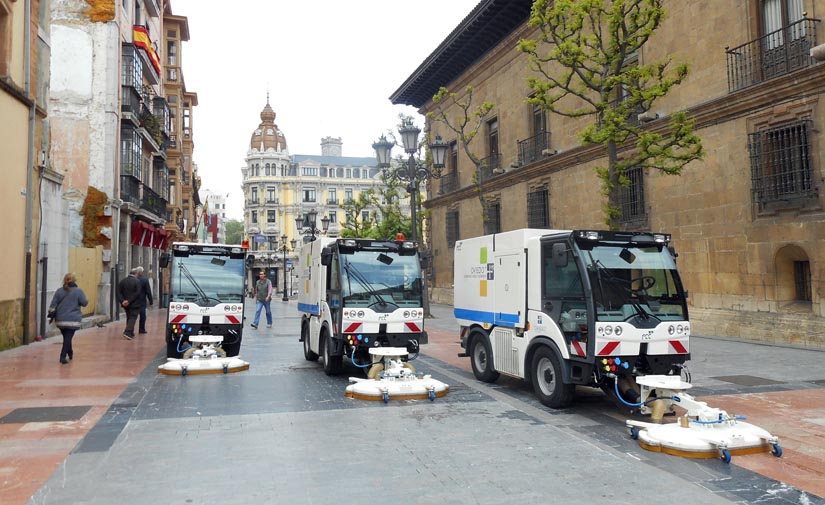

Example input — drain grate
[710,375,785,387]
[0,406,92,424]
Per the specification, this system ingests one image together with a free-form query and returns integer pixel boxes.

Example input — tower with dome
[240,97,390,296]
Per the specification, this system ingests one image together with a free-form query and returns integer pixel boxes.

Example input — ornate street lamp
[279,234,290,301]
[295,209,330,243]
[372,117,448,242]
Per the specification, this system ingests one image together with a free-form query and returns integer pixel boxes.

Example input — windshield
[582,245,687,322]
[170,254,245,306]
[340,250,422,308]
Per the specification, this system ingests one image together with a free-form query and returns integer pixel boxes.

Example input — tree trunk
[606,140,620,230]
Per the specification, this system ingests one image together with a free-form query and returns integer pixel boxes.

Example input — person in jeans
[251,270,272,329]
[49,272,89,364]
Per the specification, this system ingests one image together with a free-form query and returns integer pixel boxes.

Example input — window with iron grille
[446,210,460,248]
[748,119,814,207]
[527,187,550,228]
[617,166,647,226]
[486,202,501,234]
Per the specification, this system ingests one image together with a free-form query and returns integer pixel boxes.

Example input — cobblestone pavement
[0,302,822,504]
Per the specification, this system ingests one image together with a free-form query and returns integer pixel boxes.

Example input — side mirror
[552,243,568,268]
[245,254,255,269]
[320,247,333,266]
[159,252,170,268]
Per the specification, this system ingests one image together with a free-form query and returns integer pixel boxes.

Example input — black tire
[302,323,318,362]
[470,333,500,383]
[321,330,343,376]
[531,346,574,408]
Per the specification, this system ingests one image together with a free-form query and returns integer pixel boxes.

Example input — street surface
[1,302,824,504]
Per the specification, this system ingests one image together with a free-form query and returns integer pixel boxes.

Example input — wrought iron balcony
[478,153,502,182]
[141,183,167,219]
[327,198,339,205]
[518,131,551,166]
[726,18,820,92]
[439,171,458,194]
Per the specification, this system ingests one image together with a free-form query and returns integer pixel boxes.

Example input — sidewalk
[0,309,166,505]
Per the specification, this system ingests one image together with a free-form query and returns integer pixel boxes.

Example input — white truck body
[297,237,427,375]
[454,229,690,408]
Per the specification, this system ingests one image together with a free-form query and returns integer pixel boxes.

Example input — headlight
[357,311,365,318]
[668,325,675,335]
[614,326,623,336]
[604,326,613,336]
[404,311,410,318]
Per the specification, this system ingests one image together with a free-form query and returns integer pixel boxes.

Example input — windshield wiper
[178,262,209,302]
[344,262,388,306]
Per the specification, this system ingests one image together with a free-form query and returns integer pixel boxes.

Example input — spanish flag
[133,26,161,76]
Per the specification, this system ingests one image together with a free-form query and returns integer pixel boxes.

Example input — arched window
[775,244,811,312]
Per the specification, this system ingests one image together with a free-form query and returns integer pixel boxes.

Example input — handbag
[48,290,70,324]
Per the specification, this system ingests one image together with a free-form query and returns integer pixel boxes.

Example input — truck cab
[298,237,427,375]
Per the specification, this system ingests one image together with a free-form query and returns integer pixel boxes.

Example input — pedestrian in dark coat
[135,266,154,334]
[117,268,145,340]
[49,273,89,364]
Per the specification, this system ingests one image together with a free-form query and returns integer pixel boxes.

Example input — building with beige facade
[241,101,387,293]
[393,0,825,348]
[0,0,50,348]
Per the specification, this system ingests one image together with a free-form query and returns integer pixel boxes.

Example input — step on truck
[297,236,427,375]
[160,242,249,359]
[454,229,691,409]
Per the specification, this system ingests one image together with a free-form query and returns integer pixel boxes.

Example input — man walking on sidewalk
[251,270,273,329]
[136,266,154,334]
[117,268,145,340]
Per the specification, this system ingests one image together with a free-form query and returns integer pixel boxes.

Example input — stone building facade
[392,0,825,348]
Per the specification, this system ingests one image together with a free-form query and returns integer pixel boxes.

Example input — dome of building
[250,96,288,153]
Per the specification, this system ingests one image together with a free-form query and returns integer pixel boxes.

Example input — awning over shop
[131,220,168,249]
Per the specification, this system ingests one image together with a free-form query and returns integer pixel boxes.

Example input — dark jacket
[139,275,154,305]
[117,274,145,310]
[49,283,89,329]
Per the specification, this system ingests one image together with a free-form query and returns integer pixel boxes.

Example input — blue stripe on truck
[454,308,518,327]
[298,302,320,315]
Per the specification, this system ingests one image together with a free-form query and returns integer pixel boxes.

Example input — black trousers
[60,327,77,360]
[139,306,147,332]
[124,306,141,337]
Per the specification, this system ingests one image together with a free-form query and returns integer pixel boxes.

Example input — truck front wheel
[531,346,574,408]
[470,334,499,383]
[321,331,343,376]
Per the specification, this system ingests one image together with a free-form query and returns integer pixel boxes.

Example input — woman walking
[49,273,89,364]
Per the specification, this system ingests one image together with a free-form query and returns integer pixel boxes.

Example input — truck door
[541,240,589,360]
[493,251,524,327]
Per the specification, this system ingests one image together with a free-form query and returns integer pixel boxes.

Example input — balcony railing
[141,183,167,218]
[478,153,502,182]
[726,18,820,92]
[327,198,339,205]
[439,171,458,194]
[518,131,551,166]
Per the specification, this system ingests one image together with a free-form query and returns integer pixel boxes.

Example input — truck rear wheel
[531,346,574,408]
[321,330,343,376]
[302,324,318,362]
[470,334,499,383]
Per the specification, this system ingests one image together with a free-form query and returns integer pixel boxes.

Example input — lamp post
[372,117,448,242]
[294,208,330,243]
[279,234,298,302]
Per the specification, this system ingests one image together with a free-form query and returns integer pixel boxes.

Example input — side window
[544,247,583,299]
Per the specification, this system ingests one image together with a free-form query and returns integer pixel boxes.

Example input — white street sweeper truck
[454,229,691,409]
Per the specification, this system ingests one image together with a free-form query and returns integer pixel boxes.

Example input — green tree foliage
[518,0,704,229]
[224,219,244,245]
[339,174,413,240]
[428,86,497,234]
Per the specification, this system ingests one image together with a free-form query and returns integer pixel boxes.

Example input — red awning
[131,220,158,248]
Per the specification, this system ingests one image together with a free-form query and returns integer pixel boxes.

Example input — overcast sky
[171,0,481,220]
